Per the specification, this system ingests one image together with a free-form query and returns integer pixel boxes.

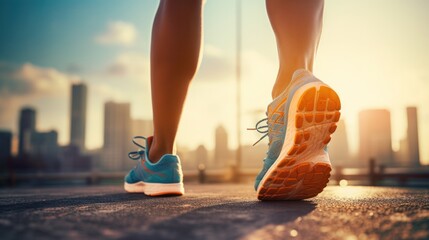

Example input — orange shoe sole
[257,83,341,201]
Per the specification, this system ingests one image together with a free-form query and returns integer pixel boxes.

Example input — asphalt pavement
[0,184,428,240]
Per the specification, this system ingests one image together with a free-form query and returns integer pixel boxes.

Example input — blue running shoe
[124,136,185,196]
[250,69,341,200]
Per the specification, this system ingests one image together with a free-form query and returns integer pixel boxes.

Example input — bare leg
[149,0,203,162]
[266,0,324,99]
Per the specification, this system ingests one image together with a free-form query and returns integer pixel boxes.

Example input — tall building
[214,125,230,168]
[328,120,352,167]
[18,107,36,158]
[176,145,198,171]
[195,145,208,168]
[395,138,409,167]
[132,119,153,137]
[102,101,132,171]
[60,145,92,172]
[177,146,197,171]
[70,83,87,151]
[359,109,393,166]
[28,130,60,171]
[406,107,420,167]
[0,130,12,170]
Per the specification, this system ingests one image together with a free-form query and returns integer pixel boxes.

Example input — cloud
[0,63,78,97]
[195,44,277,84]
[66,63,85,74]
[103,44,236,82]
[95,21,137,46]
[204,44,223,57]
[105,45,234,82]
[196,44,235,81]
[105,52,149,79]
[0,62,79,130]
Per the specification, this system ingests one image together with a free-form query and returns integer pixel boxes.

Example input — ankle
[272,66,312,98]
[272,78,291,99]
[148,143,174,163]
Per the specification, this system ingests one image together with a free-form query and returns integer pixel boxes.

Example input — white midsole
[257,82,332,193]
[124,181,185,196]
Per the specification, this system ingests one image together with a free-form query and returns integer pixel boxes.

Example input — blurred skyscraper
[195,145,208,168]
[406,107,420,167]
[359,109,393,166]
[28,130,60,171]
[102,101,132,171]
[395,138,409,167]
[70,83,87,151]
[214,125,230,168]
[60,145,92,172]
[0,130,12,170]
[177,145,198,171]
[18,107,36,158]
[328,120,351,167]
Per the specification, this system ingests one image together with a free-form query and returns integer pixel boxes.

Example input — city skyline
[1,0,429,164]
[2,79,428,168]
[2,96,424,169]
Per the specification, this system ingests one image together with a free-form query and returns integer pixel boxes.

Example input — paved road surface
[0,184,428,240]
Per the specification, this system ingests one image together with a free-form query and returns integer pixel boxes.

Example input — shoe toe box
[124,168,141,184]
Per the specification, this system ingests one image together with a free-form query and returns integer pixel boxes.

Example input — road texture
[0,184,428,240]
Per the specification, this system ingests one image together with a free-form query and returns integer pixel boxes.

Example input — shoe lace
[247,117,268,146]
[128,136,147,160]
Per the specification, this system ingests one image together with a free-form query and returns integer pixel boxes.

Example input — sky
[0,0,428,165]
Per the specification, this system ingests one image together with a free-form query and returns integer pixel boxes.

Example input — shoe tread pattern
[258,86,341,201]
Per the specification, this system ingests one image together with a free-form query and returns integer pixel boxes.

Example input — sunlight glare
[333,186,370,199]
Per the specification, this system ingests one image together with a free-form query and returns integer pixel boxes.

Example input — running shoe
[124,136,185,196]
[251,69,341,200]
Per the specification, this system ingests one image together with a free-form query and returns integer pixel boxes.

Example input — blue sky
[0,0,157,70]
[1,0,429,164]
